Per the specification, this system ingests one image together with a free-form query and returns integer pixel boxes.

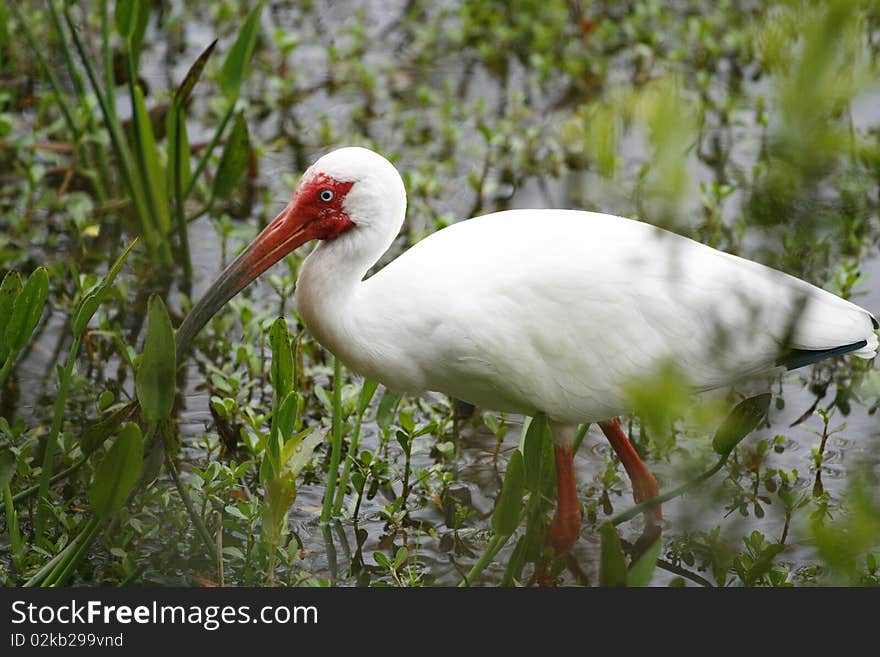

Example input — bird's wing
[357,210,877,422]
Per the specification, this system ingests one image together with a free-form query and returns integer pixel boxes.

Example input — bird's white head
[298,146,407,247]
[175,147,407,357]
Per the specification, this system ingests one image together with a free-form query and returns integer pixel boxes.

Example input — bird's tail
[780,336,875,370]
[780,297,878,370]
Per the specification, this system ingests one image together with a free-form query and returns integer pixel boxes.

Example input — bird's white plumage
[294,148,878,426]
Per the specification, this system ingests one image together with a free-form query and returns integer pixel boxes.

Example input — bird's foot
[535,510,583,587]
[548,505,583,556]
[599,417,664,533]
[631,468,663,533]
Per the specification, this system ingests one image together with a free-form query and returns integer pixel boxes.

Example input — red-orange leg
[548,445,582,555]
[599,417,662,532]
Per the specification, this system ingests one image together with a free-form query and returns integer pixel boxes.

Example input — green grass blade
[627,537,662,587]
[184,102,236,201]
[166,104,192,198]
[218,1,263,99]
[166,39,216,254]
[131,84,170,233]
[72,238,138,335]
[168,104,192,284]
[181,3,261,202]
[321,356,346,524]
[46,0,110,202]
[25,517,95,587]
[599,522,628,587]
[175,38,218,106]
[458,534,509,587]
[33,335,81,546]
[0,271,23,364]
[100,0,115,116]
[115,0,150,69]
[9,2,78,140]
[212,111,250,201]
[42,516,103,587]
[0,3,8,49]
[63,6,167,264]
[332,379,378,515]
[522,414,548,493]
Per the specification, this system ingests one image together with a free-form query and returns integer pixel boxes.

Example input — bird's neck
[293,217,400,370]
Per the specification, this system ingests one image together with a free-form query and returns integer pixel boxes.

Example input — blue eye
[319,189,334,202]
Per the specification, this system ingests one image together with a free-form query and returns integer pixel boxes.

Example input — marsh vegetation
[1,0,879,586]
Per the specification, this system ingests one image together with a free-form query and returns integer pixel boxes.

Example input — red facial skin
[234,174,356,289]
[291,174,356,240]
[175,173,356,360]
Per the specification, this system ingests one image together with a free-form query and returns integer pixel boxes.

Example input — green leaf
[283,428,325,478]
[522,415,548,493]
[501,536,528,586]
[0,450,16,491]
[79,402,136,456]
[599,522,628,587]
[0,3,9,49]
[482,411,500,435]
[130,2,150,61]
[393,546,408,570]
[174,39,217,106]
[313,386,332,413]
[712,393,772,457]
[72,239,138,335]
[399,411,415,434]
[218,1,263,99]
[744,543,786,586]
[268,317,293,399]
[263,471,296,543]
[395,430,411,454]
[135,295,176,422]
[492,450,525,537]
[627,537,662,587]
[98,390,115,411]
[376,388,400,431]
[165,104,191,200]
[0,271,23,362]
[357,380,379,415]
[115,0,150,66]
[259,452,275,486]
[132,85,170,233]
[212,111,250,200]
[223,546,245,560]
[4,267,49,355]
[89,423,143,519]
[522,504,549,562]
[166,40,218,201]
[114,0,136,37]
[276,391,299,441]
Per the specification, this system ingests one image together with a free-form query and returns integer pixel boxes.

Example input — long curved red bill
[175,203,310,360]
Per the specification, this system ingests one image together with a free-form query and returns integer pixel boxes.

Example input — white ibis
[177,146,879,558]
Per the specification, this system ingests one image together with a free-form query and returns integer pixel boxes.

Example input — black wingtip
[871,314,879,330]
[778,339,869,371]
